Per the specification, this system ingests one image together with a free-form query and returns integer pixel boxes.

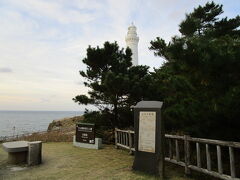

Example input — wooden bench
[2,141,42,165]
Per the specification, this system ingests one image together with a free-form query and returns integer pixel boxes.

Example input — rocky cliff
[47,116,84,131]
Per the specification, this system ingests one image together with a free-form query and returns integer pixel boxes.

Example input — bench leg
[28,141,42,166]
[8,152,27,164]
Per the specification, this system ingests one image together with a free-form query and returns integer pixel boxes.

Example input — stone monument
[73,122,102,149]
[125,23,139,66]
[132,101,165,177]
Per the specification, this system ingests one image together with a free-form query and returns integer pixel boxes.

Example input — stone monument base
[73,136,102,149]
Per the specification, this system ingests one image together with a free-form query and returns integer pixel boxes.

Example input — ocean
[0,111,83,137]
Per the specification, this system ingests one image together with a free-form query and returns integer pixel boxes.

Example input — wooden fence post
[196,142,201,168]
[184,135,191,175]
[217,145,223,174]
[169,139,173,159]
[229,147,236,178]
[128,131,133,155]
[206,144,211,171]
[115,128,119,149]
[175,139,180,162]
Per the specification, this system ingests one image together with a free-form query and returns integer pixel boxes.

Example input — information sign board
[138,111,156,153]
[76,123,95,144]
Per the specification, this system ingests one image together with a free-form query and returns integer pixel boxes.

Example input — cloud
[76,81,84,85]
[5,0,101,24]
[0,67,13,73]
[40,97,50,103]
[0,0,237,111]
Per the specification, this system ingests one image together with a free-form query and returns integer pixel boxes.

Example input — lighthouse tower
[125,23,139,66]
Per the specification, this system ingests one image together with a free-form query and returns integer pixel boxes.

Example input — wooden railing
[115,128,240,180]
[115,128,135,154]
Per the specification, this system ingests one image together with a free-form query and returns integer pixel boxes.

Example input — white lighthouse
[125,23,139,66]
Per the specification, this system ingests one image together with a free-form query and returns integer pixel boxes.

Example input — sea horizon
[0,110,83,112]
[0,110,84,137]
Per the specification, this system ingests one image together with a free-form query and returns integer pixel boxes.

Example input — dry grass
[17,130,74,142]
[0,143,215,180]
[47,116,84,131]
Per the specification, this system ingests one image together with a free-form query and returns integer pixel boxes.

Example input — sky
[0,0,239,111]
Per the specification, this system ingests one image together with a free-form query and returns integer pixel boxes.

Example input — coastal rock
[47,116,84,131]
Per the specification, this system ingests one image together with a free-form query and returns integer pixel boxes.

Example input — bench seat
[2,141,42,165]
[2,141,28,153]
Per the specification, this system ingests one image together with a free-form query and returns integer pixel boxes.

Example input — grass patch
[17,130,74,142]
[0,143,214,180]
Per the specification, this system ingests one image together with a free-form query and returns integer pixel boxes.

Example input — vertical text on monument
[138,111,156,153]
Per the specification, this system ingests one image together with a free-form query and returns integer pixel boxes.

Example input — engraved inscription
[138,111,156,153]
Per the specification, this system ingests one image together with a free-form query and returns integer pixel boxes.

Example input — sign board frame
[76,123,95,144]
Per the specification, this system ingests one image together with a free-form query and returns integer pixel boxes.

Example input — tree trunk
[113,102,118,127]
[113,95,119,127]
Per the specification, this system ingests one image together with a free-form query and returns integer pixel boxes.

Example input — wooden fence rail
[115,128,240,180]
[115,129,135,154]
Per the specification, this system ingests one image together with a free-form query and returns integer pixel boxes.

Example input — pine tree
[74,42,151,128]
[150,2,240,140]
